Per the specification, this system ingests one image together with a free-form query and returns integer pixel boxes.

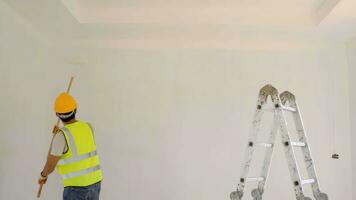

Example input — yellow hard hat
[54,92,77,113]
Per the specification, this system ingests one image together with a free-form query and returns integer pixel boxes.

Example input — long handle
[37,76,74,199]
[37,184,43,198]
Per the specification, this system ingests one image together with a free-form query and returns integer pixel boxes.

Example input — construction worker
[38,93,103,200]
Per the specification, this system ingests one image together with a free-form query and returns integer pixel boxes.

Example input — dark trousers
[63,181,101,200]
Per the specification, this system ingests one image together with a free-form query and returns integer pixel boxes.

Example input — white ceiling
[72,0,325,7]
[3,0,356,48]
[62,0,317,25]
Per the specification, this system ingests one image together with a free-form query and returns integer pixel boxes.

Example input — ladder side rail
[280,91,328,200]
[257,113,279,194]
[231,87,272,200]
[291,103,322,197]
[276,104,305,200]
[237,108,264,193]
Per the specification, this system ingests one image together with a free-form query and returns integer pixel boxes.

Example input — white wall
[45,45,351,200]
[347,39,356,199]
[0,1,352,199]
[0,0,64,199]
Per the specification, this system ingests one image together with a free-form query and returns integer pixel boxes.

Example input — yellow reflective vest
[57,121,103,187]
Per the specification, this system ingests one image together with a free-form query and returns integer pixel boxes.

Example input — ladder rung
[291,142,306,147]
[255,143,273,148]
[261,107,275,112]
[246,177,265,183]
[301,179,315,185]
[261,105,297,112]
[281,105,296,112]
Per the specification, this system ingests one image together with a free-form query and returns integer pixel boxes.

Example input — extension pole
[37,76,74,198]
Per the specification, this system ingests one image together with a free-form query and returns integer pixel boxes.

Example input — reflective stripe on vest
[62,127,77,155]
[62,165,101,179]
[58,150,98,166]
[58,122,102,185]
[58,127,98,166]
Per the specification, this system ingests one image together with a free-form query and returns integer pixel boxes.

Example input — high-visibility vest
[57,121,103,187]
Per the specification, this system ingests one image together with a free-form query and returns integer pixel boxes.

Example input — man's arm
[38,151,61,184]
[41,154,61,177]
[38,130,67,184]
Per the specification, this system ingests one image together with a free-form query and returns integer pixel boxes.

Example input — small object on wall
[331,153,339,159]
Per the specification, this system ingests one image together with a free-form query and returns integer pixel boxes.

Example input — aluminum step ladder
[230,85,328,200]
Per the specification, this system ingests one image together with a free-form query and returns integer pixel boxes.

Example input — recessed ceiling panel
[61,0,340,25]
